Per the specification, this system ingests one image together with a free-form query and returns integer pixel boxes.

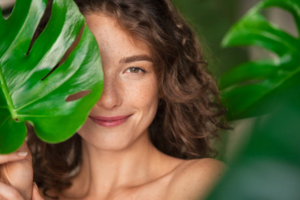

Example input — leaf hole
[26,0,53,56]
[40,23,84,81]
[57,24,85,66]
[260,7,298,38]
[0,1,14,19]
[66,90,91,102]
[248,46,277,60]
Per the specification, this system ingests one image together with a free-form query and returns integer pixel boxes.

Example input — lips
[89,115,132,127]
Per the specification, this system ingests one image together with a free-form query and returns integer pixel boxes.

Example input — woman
[0,0,229,199]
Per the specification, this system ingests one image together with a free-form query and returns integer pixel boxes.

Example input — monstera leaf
[204,0,300,199]
[0,0,103,154]
[219,0,300,121]
[205,84,300,200]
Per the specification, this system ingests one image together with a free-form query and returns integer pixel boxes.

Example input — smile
[89,115,132,127]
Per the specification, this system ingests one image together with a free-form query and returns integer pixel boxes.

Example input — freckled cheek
[123,79,158,109]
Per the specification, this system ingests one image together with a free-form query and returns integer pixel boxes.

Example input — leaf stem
[0,64,17,119]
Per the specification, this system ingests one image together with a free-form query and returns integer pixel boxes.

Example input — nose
[96,72,122,109]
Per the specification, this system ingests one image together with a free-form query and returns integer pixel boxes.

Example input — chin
[77,128,141,151]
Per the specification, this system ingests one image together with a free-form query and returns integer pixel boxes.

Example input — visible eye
[125,67,146,74]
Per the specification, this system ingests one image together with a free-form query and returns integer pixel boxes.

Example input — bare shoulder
[166,158,227,200]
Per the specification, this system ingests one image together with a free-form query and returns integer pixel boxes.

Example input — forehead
[84,14,152,61]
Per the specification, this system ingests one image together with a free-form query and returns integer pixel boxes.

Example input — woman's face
[77,14,159,150]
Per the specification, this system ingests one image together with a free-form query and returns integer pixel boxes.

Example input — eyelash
[125,67,146,74]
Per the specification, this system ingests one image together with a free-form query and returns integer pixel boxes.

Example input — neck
[61,130,166,199]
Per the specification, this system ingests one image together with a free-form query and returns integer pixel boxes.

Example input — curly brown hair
[26,0,230,198]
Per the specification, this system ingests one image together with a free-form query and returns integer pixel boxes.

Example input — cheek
[123,76,159,110]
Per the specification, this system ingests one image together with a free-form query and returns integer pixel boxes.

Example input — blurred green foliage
[205,0,300,199]
[206,84,300,200]
[219,0,300,121]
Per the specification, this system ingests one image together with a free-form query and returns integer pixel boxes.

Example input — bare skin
[0,13,225,200]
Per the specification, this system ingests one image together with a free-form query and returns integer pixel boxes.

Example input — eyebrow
[119,54,153,64]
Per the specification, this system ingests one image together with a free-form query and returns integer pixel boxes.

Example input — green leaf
[219,0,300,121]
[0,0,103,154]
[205,84,300,200]
[219,59,278,90]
